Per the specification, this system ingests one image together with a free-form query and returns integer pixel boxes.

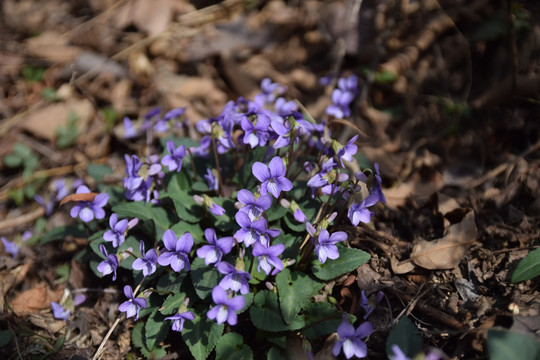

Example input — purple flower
[73,294,86,306]
[348,193,379,226]
[69,185,109,223]
[162,140,186,172]
[391,345,410,360]
[97,244,119,280]
[241,115,270,148]
[234,211,280,247]
[165,310,195,332]
[103,213,129,247]
[254,78,286,104]
[332,318,373,359]
[205,169,219,192]
[21,230,33,243]
[373,163,386,205]
[193,195,226,216]
[123,154,152,202]
[157,230,193,272]
[217,262,251,295]
[280,199,307,223]
[252,242,285,275]
[307,223,347,263]
[1,237,20,258]
[51,302,70,321]
[207,286,245,326]
[123,117,139,138]
[326,88,354,119]
[360,290,384,319]
[196,228,234,266]
[236,189,272,220]
[118,285,147,321]
[132,241,158,276]
[252,157,293,198]
[337,135,359,167]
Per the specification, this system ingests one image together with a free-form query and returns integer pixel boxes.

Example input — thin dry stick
[92,279,146,360]
[468,139,540,189]
[326,0,364,96]
[0,207,45,233]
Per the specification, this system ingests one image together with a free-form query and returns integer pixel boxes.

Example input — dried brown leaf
[411,210,477,270]
[11,283,62,314]
[390,255,416,274]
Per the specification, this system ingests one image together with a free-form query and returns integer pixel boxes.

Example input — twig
[0,208,45,234]
[468,139,540,189]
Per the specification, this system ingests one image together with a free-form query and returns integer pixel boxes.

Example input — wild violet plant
[57,76,385,359]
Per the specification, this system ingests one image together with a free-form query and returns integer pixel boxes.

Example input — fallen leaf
[410,210,478,270]
[11,283,62,314]
[25,30,82,63]
[18,99,94,142]
[390,255,416,274]
[60,192,99,205]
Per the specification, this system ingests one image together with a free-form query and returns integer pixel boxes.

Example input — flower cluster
[55,75,387,358]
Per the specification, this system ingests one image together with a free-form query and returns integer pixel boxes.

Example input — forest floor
[0,0,539,359]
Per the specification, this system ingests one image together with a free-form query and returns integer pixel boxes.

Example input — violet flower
[217,262,251,295]
[204,169,219,192]
[97,244,119,280]
[132,241,158,276]
[123,154,152,202]
[123,117,139,138]
[337,135,359,167]
[252,242,285,275]
[118,285,147,321]
[234,211,280,247]
[103,213,129,248]
[307,223,347,264]
[1,237,20,258]
[162,140,186,172]
[332,318,373,359]
[193,194,226,216]
[51,302,70,321]
[391,345,410,360]
[360,290,384,319]
[165,310,195,332]
[69,185,109,223]
[196,228,234,266]
[373,163,386,205]
[252,156,293,198]
[157,230,193,272]
[236,189,272,221]
[207,286,245,326]
[241,115,270,148]
[348,193,379,226]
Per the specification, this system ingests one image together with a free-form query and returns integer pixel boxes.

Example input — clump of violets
[56,75,388,359]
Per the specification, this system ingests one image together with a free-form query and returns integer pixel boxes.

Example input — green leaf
[215,332,253,360]
[157,270,187,293]
[87,164,113,182]
[233,146,268,187]
[386,316,423,358]
[112,201,176,230]
[160,293,187,316]
[276,268,324,324]
[170,221,204,244]
[41,223,88,244]
[250,291,305,332]
[140,346,167,359]
[131,321,145,349]
[164,170,192,194]
[302,302,351,340]
[190,257,219,300]
[182,312,224,360]
[282,212,306,233]
[267,346,286,360]
[0,329,13,347]
[170,192,205,223]
[3,153,22,168]
[312,246,370,281]
[267,205,287,222]
[512,247,540,283]
[487,328,540,360]
[145,310,169,350]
